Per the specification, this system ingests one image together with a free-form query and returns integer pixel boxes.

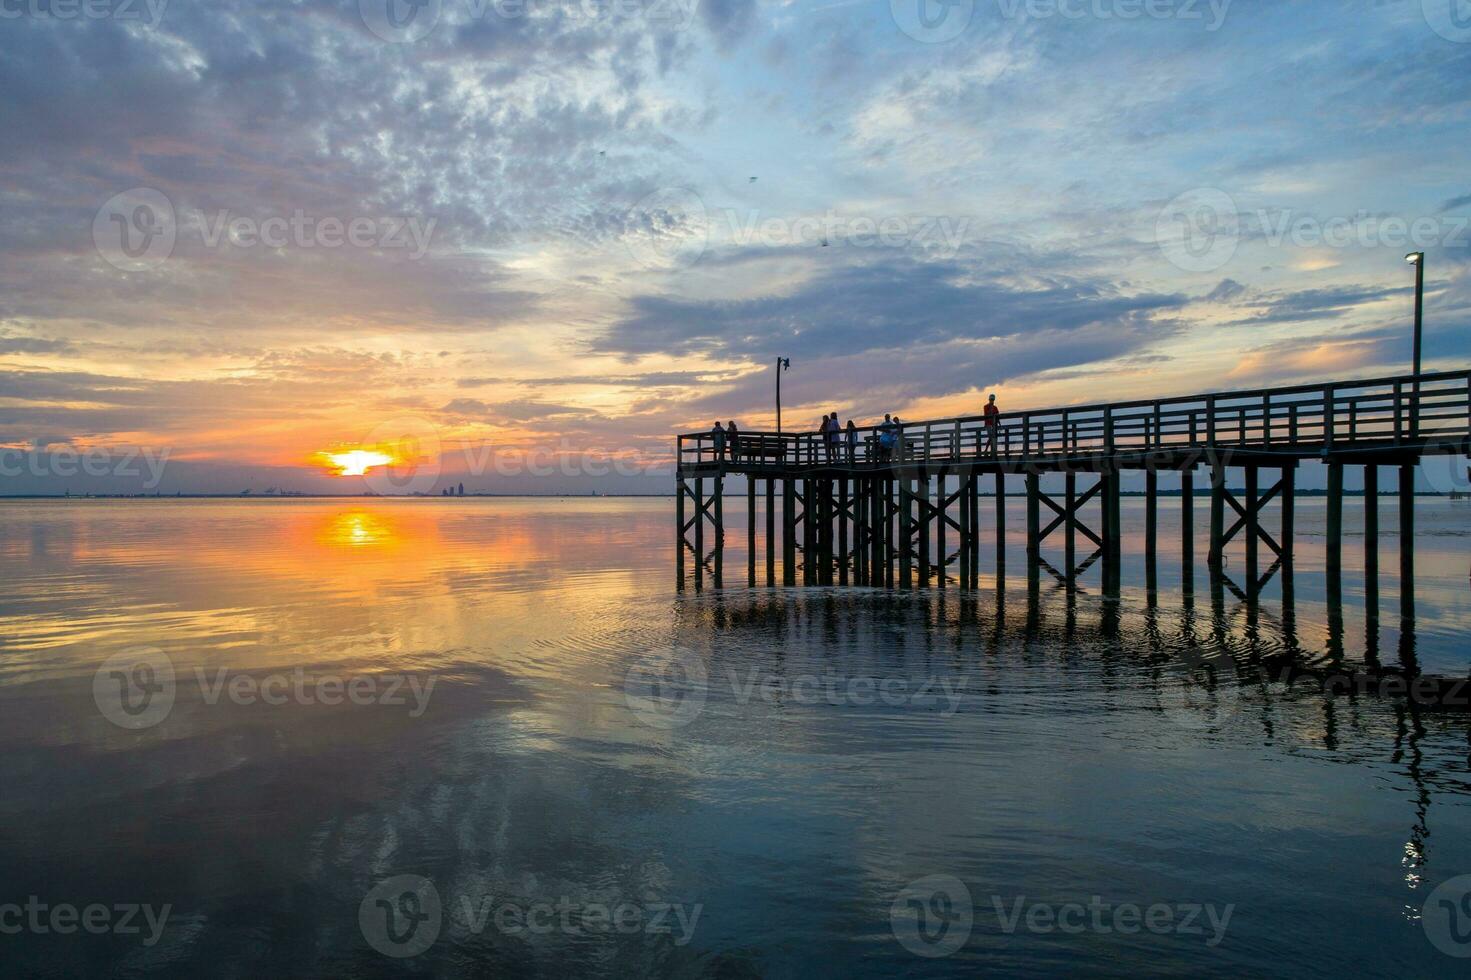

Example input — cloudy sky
[1,0,1468,492]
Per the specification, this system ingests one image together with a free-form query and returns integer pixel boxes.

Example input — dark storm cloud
[593,256,1188,363]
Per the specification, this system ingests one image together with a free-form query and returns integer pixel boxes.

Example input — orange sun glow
[322,449,394,476]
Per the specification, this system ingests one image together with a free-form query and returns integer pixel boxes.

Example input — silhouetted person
[711,421,726,461]
[878,413,896,462]
[983,393,999,456]
[845,419,857,463]
[726,420,740,462]
[824,412,841,462]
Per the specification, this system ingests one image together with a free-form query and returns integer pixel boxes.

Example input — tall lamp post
[775,357,790,432]
[1405,252,1424,375]
[1406,252,1424,435]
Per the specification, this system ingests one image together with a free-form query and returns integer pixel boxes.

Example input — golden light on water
[322,449,394,476]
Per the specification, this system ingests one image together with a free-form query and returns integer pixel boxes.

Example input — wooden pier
[675,370,1471,611]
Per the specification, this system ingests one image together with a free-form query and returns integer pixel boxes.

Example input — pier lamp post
[775,357,790,432]
[1406,252,1425,374]
[1406,252,1424,435]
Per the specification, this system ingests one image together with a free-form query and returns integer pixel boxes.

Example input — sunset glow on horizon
[322,450,395,478]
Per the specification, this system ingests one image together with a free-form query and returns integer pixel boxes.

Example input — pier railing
[677,370,1471,469]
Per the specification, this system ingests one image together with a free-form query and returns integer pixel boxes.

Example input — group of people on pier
[707,394,1000,463]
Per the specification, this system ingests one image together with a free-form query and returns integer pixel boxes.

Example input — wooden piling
[1279,465,1294,567]
[765,477,775,586]
[918,474,932,588]
[1363,464,1378,622]
[693,476,704,589]
[782,478,796,586]
[748,478,756,587]
[1326,461,1343,605]
[935,474,946,589]
[1065,471,1077,581]
[839,478,849,586]
[1025,472,1040,590]
[1400,462,1414,623]
[900,477,914,588]
[1144,468,1157,594]
[958,471,971,588]
[1180,467,1194,591]
[676,478,686,590]
[995,471,1007,574]
[1245,465,1259,599]
[713,473,723,588]
[1208,461,1225,571]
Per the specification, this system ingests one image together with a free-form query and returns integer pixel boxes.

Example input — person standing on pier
[983,394,999,455]
[845,419,858,463]
[726,420,740,462]
[711,421,726,461]
[878,413,896,461]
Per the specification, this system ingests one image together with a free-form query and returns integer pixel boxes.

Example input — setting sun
[322,449,394,477]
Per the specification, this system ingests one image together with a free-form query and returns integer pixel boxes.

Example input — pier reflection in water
[1,498,1469,976]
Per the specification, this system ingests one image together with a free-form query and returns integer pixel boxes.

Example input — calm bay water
[2,497,1470,977]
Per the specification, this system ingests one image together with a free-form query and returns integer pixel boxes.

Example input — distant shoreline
[0,491,1460,501]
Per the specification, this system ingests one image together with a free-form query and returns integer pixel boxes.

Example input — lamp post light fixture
[775,357,790,432]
